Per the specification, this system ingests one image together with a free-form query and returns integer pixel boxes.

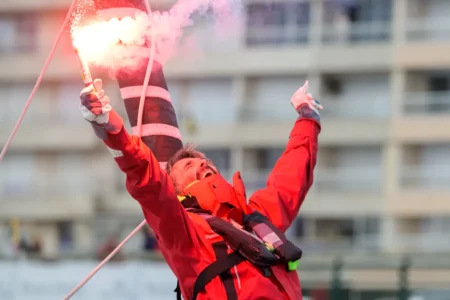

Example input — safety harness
[174,194,303,300]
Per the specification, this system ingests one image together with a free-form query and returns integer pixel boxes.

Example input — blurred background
[1,0,450,299]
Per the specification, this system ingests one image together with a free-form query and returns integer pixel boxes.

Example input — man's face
[170,157,218,194]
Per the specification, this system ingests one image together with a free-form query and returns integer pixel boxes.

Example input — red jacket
[103,118,320,300]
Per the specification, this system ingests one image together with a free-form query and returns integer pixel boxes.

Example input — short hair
[165,144,211,174]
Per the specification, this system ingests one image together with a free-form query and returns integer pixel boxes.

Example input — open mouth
[202,171,214,179]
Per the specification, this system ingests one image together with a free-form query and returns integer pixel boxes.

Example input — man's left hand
[291,80,323,122]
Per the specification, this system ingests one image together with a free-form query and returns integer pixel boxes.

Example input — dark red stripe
[212,241,238,300]
[124,97,179,128]
[142,136,182,162]
[116,60,168,91]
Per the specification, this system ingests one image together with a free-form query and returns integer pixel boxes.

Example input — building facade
[1,0,450,258]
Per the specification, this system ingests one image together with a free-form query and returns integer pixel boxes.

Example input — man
[79,78,321,299]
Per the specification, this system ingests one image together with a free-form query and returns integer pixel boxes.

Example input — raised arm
[80,79,198,253]
[248,81,322,232]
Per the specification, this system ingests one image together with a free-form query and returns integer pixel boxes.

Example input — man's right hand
[80,78,123,134]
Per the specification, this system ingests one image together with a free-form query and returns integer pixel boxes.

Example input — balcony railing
[319,97,390,119]
[0,109,84,125]
[294,234,381,255]
[239,98,389,122]
[322,21,392,44]
[0,178,99,199]
[405,18,450,42]
[401,165,450,189]
[397,233,450,253]
[314,168,382,193]
[246,25,310,47]
[240,167,382,194]
[403,91,450,115]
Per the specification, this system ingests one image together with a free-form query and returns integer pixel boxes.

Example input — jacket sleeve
[248,119,320,233]
[102,126,199,253]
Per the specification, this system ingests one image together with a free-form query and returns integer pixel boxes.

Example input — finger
[99,95,110,107]
[86,101,103,110]
[298,80,309,94]
[93,78,103,92]
[80,84,94,97]
[101,104,112,114]
[91,107,103,115]
[313,98,323,110]
[80,93,99,107]
[96,89,105,99]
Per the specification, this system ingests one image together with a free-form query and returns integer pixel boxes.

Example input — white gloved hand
[80,79,112,124]
[79,78,123,135]
[291,80,323,122]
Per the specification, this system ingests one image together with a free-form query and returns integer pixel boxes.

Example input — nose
[199,161,207,169]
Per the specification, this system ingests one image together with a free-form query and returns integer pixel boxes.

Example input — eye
[184,161,192,171]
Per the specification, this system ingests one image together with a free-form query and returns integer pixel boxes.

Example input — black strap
[174,281,182,300]
[174,251,244,300]
[192,251,244,300]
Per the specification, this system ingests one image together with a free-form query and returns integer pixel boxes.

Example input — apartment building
[1,0,450,258]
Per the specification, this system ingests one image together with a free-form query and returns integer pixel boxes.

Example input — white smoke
[71,0,244,70]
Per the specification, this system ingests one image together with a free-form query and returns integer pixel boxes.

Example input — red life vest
[177,173,303,300]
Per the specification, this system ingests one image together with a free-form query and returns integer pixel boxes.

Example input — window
[427,75,450,112]
[197,148,231,174]
[321,74,390,119]
[185,78,234,125]
[58,221,74,251]
[316,146,382,192]
[244,76,306,121]
[56,154,90,193]
[418,144,450,188]
[246,0,311,46]
[0,154,36,197]
[407,0,450,41]
[322,0,392,43]
[241,147,284,191]
[254,147,284,170]
[0,83,35,124]
[0,13,37,53]
[308,217,380,252]
[57,82,85,123]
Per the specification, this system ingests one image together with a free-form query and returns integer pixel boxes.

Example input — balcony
[240,167,383,216]
[395,91,450,142]
[389,166,450,216]
[293,234,381,255]
[100,173,143,215]
[405,17,450,43]
[0,180,96,220]
[0,115,99,151]
[398,233,450,253]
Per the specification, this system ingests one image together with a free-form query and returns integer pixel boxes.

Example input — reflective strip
[107,147,123,158]
[159,161,167,170]
[132,123,182,140]
[261,232,281,246]
[120,86,171,103]
[97,8,144,20]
